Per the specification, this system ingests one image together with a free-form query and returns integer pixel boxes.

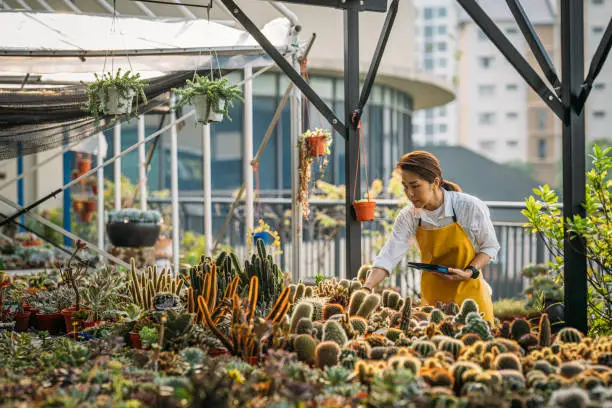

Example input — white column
[138,116,147,211]
[290,54,303,282]
[97,132,106,262]
[202,124,212,256]
[113,123,121,210]
[170,92,180,274]
[244,64,254,233]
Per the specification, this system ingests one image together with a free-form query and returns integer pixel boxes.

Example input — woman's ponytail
[441,179,461,192]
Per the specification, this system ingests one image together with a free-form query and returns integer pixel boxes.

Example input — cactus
[456,312,493,341]
[349,280,363,293]
[153,292,182,311]
[548,387,590,408]
[420,305,434,314]
[304,286,314,298]
[454,299,479,324]
[460,333,481,346]
[322,320,349,346]
[355,294,380,319]
[370,346,398,360]
[386,292,402,310]
[294,334,317,364]
[365,334,390,348]
[495,338,521,353]
[443,301,460,316]
[348,290,367,316]
[323,303,345,320]
[556,327,583,344]
[412,340,437,358]
[382,290,390,307]
[243,244,284,309]
[518,333,538,351]
[350,316,368,336]
[510,318,531,341]
[338,279,351,291]
[345,339,372,359]
[493,352,522,371]
[399,296,412,334]
[498,369,526,390]
[386,328,403,343]
[450,361,481,395]
[439,338,464,359]
[315,341,341,369]
[533,360,555,375]
[430,309,444,324]
[290,303,313,333]
[500,321,511,339]
[538,313,552,347]
[559,361,585,379]
[356,264,370,283]
[312,321,324,340]
[439,321,456,338]
[129,263,183,311]
[421,367,454,388]
[296,317,313,335]
[296,297,326,321]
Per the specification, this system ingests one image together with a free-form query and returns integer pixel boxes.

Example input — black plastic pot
[544,300,565,333]
[106,222,161,247]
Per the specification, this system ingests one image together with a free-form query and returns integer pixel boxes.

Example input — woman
[362,151,499,324]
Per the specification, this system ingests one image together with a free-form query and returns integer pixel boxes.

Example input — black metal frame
[457,0,612,333]
[223,0,395,278]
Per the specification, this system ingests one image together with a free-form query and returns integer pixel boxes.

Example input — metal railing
[148,196,551,300]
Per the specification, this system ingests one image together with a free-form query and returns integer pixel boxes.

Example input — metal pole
[560,0,587,333]
[290,48,303,282]
[16,145,24,231]
[170,92,180,274]
[114,123,122,210]
[345,0,362,279]
[62,137,72,247]
[244,64,254,234]
[202,124,212,256]
[138,116,147,211]
[97,132,105,263]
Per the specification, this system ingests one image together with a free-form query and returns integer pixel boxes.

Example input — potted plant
[84,68,148,120]
[353,197,376,222]
[106,209,162,247]
[83,266,121,327]
[58,241,90,334]
[296,128,333,219]
[76,153,92,176]
[30,287,71,334]
[3,282,30,332]
[79,199,97,223]
[247,219,281,257]
[173,74,243,124]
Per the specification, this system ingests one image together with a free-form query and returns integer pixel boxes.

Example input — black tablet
[407,262,450,274]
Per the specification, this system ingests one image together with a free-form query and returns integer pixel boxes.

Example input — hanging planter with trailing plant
[84,68,148,120]
[173,74,243,125]
[106,208,162,247]
[296,128,333,219]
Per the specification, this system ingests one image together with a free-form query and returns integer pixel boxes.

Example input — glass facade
[104,72,414,195]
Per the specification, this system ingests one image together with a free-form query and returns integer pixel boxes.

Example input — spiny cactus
[538,313,552,347]
[386,292,402,310]
[399,296,412,334]
[296,317,313,335]
[382,290,390,308]
[518,333,539,352]
[559,361,585,379]
[430,309,444,324]
[312,321,324,341]
[293,282,305,303]
[355,294,380,319]
[356,264,370,283]
[345,339,372,359]
[348,290,367,316]
[439,338,464,359]
[453,299,479,325]
[290,303,313,333]
[556,327,583,344]
[460,333,482,346]
[389,356,421,375]
[494,338,521,354]
[533,359,555,375]
[304,286,314,298]
[439,321,456,338]
[294,334,317,364]
[349,280,363,294]
[370,346,398,360]
[493,352,522,371]
[510,318,531,341]
[322,320,348,346]
[548,387,591,408]
[456,312,493,341]
[450,361,481,395]
[443,301,460,316]
[323,303,345,320]
[500,321,511,339]
[365,334,390,348]
[412,340,437,358]
[350,317,368,336]
[421,367,454,388]
[498,369,526,390]
[338,279,351,291]
[129,262,184,311]
[315,341,341,369]
[386,328,403,343]
[242,241,285,310]
[296,297,326,321]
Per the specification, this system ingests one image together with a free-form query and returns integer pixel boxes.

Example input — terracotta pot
[91,184,98,195]
[77,158,92,175]
[35,312,64,334]
[154,238,173,259]
[353,201,376,222]
[244,356,259,366]
[305,135,327,157]
[73,200,83,213]
[25,307,39,328]
[61,307,89,334]
[208,348,230,358]
[129,332,142,349]
[82,320,102,328]
[14,311,31,332]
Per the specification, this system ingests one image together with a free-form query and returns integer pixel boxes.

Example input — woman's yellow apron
[415,209,494,324]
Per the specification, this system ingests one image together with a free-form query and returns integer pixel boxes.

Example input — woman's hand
[433,268,471,281]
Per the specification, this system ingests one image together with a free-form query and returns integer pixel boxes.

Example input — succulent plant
[294,334,317,364]
[322,320,348,346]
[454,299,479,325]
[412,340,437,358]
[439,338,464,359]
[556,327,583,344]
[295,317,313,335]
[290,302,313,333]
[386,328,403,343]
[315,341,341,369]
[493,352,522,371]
[430,309,444,324]
[355,293,380,319]
[510,318,531,341]
[153,292,182,311]
[356,264,370,283]
[538,313,552,347]
[322,303,344,320]
[348,290,367,316]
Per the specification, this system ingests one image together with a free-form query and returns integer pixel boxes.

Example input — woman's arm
[364,267,389,290]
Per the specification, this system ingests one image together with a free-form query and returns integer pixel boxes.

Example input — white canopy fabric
[0,11,295,76]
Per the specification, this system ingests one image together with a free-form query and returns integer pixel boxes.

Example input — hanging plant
[247,219,281,257]
[351,119,376,222]
[84,68,148,121]
[173,74,243,125]
[297,128,333,219]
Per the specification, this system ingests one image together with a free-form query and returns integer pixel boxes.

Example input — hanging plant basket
[106,209,162,247]
[102,87,135,116]
[253,231,275,246]
[306,135,328,157]
[173,74,243,126]
[79,201,96,223]
[192,95,226,123]
[84,68,148,121]
[77,155,92,175]
[353,200,376,222]
[296,129,333,220]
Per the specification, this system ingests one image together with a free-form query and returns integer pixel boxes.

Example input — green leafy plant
[522,144,612,336]
[107,209,161,224]
[173,74,243,121]
[84,68,148,120]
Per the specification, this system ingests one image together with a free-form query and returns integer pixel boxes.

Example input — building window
[425,42,434,53]
[506,27,518,35]
[439,124,447,133]
[413,124,420,134]
[507,140,518,147]
[506,112,518,119]
[438,25,447,35]
[478,84,495,97]
[538,138,547,159]
[594,111,606,118]
[425,124,434,135]
[593,26,604,35]
[438,7,446,17]
[506,83,518,91]
[438,58,447,68]
[424,7,433,20]
[478,112,495,125]
[424,25,433,37]
[593,0,603,4]
[425,109,434,119]
[438,42,447,51]
[536,108,548,130]
[479,56,494,68]
[478,29,488,41]
[424,58,434,70]
[438,106,447,117]
[479,140,495,152]
[594,82,605,90]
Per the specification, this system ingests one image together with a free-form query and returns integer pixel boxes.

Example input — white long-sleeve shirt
[372,189,500,273]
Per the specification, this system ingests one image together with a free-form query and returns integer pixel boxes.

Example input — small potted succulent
[84,68,148,120]
[106,208,162,248]
[173,74,243,124]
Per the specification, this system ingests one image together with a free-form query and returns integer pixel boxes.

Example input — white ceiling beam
[134,1,156,17]
[97,0,118,15]
[62,0,81,13]
[173,0,196,19]
[16,0,32,10]
[36,0,53,11]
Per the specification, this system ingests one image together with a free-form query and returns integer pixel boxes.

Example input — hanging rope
[351,113,370,202]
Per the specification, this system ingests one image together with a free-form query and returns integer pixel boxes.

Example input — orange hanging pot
[353,200,376,222]
[305,135,327,157]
